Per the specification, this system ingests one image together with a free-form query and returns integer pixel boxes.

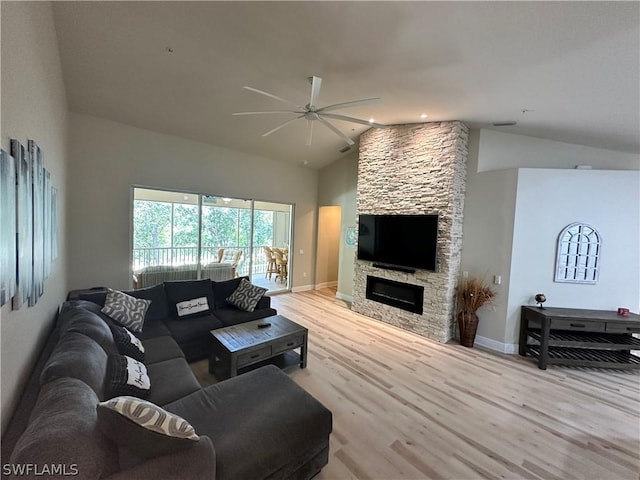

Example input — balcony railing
[133,246,271,276]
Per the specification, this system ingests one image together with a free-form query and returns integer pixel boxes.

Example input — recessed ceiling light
[368,118,375,124]
[420,113,428,119]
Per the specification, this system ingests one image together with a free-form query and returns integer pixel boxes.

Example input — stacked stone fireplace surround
[352,121,468,343]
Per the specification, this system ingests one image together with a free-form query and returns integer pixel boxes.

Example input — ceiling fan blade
[232,111,301,115]
[321,113,388,128]
[309,76,322,109]
[316,97,381,113]
[262,115,305,137]
[306,120,314,146]
[243,86,303,109]
[317,116,355,146]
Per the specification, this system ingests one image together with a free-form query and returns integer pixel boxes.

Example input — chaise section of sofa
[164,365,332,480]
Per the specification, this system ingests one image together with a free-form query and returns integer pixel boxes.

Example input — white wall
[67,113,318,291]
[0,1,69,432]
[478,129,640,172]
[464,129,640,352]
[506,168,640,344]
[460,130,518,350]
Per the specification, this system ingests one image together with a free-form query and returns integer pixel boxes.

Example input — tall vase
[457,311,479,348]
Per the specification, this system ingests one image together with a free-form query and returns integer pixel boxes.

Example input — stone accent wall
[352,121,468,342]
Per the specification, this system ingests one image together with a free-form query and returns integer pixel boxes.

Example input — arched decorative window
[555,223,601,284]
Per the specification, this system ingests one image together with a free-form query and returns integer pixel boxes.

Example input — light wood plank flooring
[192,288,640,480]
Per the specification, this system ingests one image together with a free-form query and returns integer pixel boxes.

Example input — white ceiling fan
[233,76,387,146]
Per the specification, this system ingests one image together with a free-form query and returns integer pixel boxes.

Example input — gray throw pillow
[97,396,199,460]
[101,289,151,332]
[226,278,268,312]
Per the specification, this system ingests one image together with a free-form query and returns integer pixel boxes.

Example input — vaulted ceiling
[52,1,639,168]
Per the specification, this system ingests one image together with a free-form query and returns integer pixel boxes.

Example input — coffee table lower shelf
[210,349,302,379]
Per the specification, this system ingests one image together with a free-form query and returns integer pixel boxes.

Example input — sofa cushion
[101,289,151,332]
[211,276,246,308]
[110,325,145,362]
[126,283,170,321]
[106,355,151,399]
[97,396,199,461]
[164,365,332,480]
[214,306,277,328]
[225,278,268,312]
[142,336,185,365]
[145,358,202,406]
[58,305,117,353]
[164,313,223,345]
[135,317,172,340]
[164,279,214,319]
[40,331,109,399]
[77,290,108,306]
[10,377,119,478]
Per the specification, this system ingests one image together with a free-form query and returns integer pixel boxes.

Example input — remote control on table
[258,323,271,328]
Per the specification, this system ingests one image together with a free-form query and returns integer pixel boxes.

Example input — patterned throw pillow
[97,396,199,460]
[106,355,151,399]
[101,289,151,332]
[226,278,268,312]
[110,325,145,362]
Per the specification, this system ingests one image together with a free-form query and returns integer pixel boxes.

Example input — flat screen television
[357,214,438,271]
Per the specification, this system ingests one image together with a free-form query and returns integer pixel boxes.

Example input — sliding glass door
[132,187,292,292]
[252,201,292,293]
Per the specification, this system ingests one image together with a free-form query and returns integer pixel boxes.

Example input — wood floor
[192,288,640,480]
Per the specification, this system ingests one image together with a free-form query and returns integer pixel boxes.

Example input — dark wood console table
[519,306,640,370]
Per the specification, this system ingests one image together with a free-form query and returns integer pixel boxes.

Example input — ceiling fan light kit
[233,76,387,146]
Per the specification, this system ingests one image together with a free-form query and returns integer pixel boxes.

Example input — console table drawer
[238,346,272,367]
[606,323,640,334]
[272,335,304,354]
[551,319,605,332]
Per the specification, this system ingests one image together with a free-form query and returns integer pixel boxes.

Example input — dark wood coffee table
[209,315,308,378]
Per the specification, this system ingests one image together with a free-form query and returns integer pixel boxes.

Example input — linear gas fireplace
[366,276,424,314]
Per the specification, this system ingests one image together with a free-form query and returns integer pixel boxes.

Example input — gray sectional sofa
[1,278,332,479]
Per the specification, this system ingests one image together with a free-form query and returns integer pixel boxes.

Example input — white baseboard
[335,292,353,303]
[474,335,518,354]
[315,281,337,290]
[291,284,314,293]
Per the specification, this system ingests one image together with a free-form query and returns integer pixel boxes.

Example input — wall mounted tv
[357,214,439,272]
